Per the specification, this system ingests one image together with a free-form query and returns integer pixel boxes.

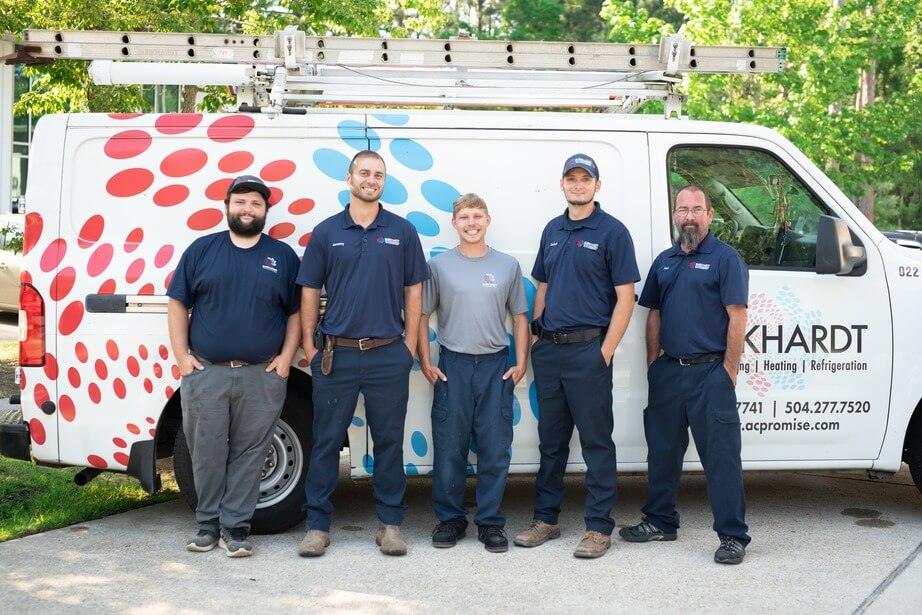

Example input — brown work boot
[513,520,561,547]
[297,530,330,557]
[376,524,407,556]
[573,531,611,559]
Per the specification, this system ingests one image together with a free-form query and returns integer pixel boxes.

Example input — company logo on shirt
[689,261,711,270]
[482,273,497,288]
[331,242,345,247]
[261,256,278,273]
[376,236,401,246]
[576,239,599,251]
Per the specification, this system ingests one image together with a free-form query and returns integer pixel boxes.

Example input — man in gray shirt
[418,193,529,553]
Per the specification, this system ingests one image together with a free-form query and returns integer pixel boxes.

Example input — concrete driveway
[1,462,920,614]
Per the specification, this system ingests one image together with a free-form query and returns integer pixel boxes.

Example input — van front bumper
[0,422,31,461]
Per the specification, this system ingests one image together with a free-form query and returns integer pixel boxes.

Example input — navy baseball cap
[562,154,599,179]
[226,175,271,201]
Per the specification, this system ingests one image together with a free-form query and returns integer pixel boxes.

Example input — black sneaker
[432,519,466,548]
[619,521,677,543]
[478,525,509,553]
[219,527,253,558]
[714,537,746,565]
[186,529,219,552]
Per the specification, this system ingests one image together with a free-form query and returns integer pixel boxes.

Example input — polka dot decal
[104,130,152,159]
[155,113,202,135]
[160,148,208,177]
[106,168,155,198]
[23,212,43,256]
[207,115,255,142]
[187,208,224,231]
[78,215,105,248]
[218,151,254,173]
[87,244,115,277]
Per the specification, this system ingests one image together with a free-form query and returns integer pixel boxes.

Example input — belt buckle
[552,332,566,344]
[678,357,691,366]
[358,337,373,351]
[229,360,245,368]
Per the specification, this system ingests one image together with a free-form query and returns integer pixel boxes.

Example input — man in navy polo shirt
[296,150,428,557]
[619,184,751,565]
[168,174,302,558]
[514,153,639,559]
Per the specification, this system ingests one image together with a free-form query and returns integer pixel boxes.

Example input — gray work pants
[181,360,287,532]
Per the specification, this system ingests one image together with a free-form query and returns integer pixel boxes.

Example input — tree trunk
[855,4,876,221]
[180,85,198,113]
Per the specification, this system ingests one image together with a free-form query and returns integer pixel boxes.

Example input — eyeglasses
[674,207,708,217]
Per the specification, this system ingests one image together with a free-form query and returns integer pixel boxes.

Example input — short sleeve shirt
[423,247,527,354]
[297,205,429,338]
[639,231,749,358]
[167,232,301,363]
[531,203,640,331]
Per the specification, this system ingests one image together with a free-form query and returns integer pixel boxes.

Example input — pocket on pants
[431,378,449,422]
[500,377,515,422]
[709,361,740,424]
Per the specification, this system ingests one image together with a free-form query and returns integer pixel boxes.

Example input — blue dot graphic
[529,381,540,420]
[512,393,521,426]
[406,463,419,475]
[469,437,478,455]
[351,416,365,427]
[373,114,409,125]
[429,246,448,258]
[381,175,408,205]
[337,190,350,207]
[407,211,440,237]
[466,463,475,476]
[421,180,461,213]
[523,277,537,322]
[411,431,428,457]
[507,334,516,366]
[428,327,437,342]
[313,148,350,181]
[337,120,376,151]
[363,454,374,473]
[390,139,433,171]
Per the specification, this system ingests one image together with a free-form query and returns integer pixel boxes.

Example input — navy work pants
[642,356,750,544]
[305,341,414,531]
[531,337,617,535]
[431,347,514,528]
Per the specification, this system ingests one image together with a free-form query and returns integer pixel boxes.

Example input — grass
[0,457,181,542]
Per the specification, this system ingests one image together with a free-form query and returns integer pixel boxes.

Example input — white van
[3,109,921,533]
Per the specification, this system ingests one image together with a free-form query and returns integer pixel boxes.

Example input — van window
[667,147,827,269]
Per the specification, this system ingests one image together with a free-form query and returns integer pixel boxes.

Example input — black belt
[328,335,399,351]
[665,352,724,366]
[190,352,273,368]
[539,327,604,345]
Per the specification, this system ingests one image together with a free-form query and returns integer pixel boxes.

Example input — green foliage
[1,222,23,254]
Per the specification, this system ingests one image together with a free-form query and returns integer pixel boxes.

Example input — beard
[227,211,266,237]
[566,195,595,207]
[350,184,382,204]
[678,223,702,251]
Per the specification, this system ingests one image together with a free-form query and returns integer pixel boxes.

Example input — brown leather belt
[190,352,272,368]
[329,336,400,351]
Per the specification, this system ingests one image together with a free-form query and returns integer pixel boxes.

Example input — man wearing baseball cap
[514,153,639,558]
[167,174,301,557]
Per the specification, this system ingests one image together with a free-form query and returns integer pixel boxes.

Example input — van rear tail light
[19,283,45,367]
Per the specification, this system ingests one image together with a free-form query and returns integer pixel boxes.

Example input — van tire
[906,412,922,495]
[172,382,312,534]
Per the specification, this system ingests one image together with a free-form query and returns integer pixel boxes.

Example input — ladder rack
[3,28,787,118]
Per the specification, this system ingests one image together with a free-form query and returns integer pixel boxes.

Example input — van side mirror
[815,215,866,275]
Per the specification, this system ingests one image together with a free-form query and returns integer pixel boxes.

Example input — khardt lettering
[745,324,868,354]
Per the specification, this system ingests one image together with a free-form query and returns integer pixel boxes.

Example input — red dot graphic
[207,115,255,142]
[145,417,156,425]
[87,243,115,277]
[98,279,117,294]
[113,437,127,448]
[50,267,76,301]
[113,378,127,399]
[95,359,108,380]
[159,345,169,360]
[113,452,129,466]
[153,184,189,207]
[163,271,174,290]
[59,301,84,336]
[34,383,50,407]
[127,356,140,377]
[126,258,145,283]
[106,340,119,360]
[171,364,180,379]
[218,151,254,173]
[289,198,315,215]
[75,342,89,363]
[261,159,296,181]
[143,378,153,393]
[149,427,157,436]
[164,387,174,400]
[124,227,144,253]
[205,178,233,201]
[59,395,76,422]
[103,130,152,159]
[88,383,102,404]
[268,187,283,206]
[298,232,312,247]
[268,223,295,239]
[68,367,81,388]
[87,455,108,468]
[44,352,58,380]
[138,345,149,360]
[154,244,174,268]
[155,113,202,135]
[161,148,208,177]
[138,283,155,295]
[153,364,163,378]
[297,358,309,368]
[19,370,26,390]
[106,168,155,198]
[29,418,46,445]
[127,423,141,435]
[187,208,224,231]
[40,238,67,273]
[78,215,105,248]
[23,212,43,256]
[109,113,142,120]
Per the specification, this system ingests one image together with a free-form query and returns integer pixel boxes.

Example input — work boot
[714,537,746,565]
[513,520,561,547]
[573,531,611,559]
[376,524,407,556]
[478,525,509,553]
[298,529,331,557]
[186,529,219,552]
[432,518,467,548]
[219,528,253,558]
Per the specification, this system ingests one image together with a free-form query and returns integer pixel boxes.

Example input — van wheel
[906,412,922,495]
[172,383,312,534]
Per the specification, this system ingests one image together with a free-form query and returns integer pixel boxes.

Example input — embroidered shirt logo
[576,239,599,251]
[482,273,498,288]
[376,236,401,246]
[689,261,711,270]
[331,242,345,247]
[549,242,559,247]
[261,256,278,273]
